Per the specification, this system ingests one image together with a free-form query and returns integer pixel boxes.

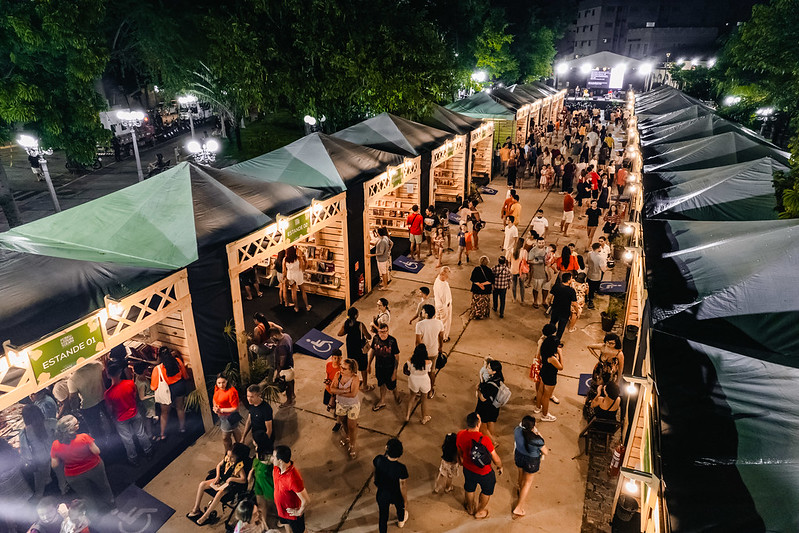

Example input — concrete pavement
[143,125,628,532]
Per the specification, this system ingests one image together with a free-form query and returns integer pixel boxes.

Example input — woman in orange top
[151,346,190,440]
[555,246,580,273]
[213,374,242,452]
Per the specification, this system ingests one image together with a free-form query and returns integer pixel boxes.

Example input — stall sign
[447,142,455,157]
[29,318,105,384]
[390,166,404,188]
[285,212,311,243]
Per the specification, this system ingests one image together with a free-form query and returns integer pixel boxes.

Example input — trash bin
[625,325,639,341]
[615,495,639,521]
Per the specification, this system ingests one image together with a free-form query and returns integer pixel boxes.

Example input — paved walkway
[143,120,629,532]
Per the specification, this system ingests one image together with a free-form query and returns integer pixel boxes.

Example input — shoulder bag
[154,365,172,405]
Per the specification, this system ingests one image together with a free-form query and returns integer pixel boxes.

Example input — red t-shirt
[104,379,138,422]
[324,361,339,394]
[51,434,101,476]
[563,194,574,212]
[456,429,495,475]
[406,212,423,235]
[213,386,240,411]
[273,463,305,520]
[615,167,627,186]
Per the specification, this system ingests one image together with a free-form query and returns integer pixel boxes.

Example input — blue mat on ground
[393,255,424,273]
[94,484,174,532]
[599,280,627,293]
[479,186,498,195]
[295,328,343,360]
[578,373,593,396]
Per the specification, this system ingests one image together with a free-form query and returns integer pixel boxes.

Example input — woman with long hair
[330,358,361,459]
[602,203,620,237]
[469,256,494,319]
[512,415,548,519]
[370,298,391,334]
[583,333,625,420]
[509,237,526,304]
[475,359,505,443]
[338,307,372,391]
[534,324,563,422]
[555,246,579,273]
[213,373,242,452]
[405,344,432,424]
[283,245,311,312]
[150,346,190,440]
[20,404,62,497]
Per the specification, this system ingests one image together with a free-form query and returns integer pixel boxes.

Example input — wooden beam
[175,278,213,431]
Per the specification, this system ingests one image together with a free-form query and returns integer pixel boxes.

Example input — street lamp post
[187,139,219,165]
[178,95,198,138]
[17,135,60,212]
[116,110,145,182]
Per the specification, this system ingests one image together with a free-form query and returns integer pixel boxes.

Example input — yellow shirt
[509,202,522,225]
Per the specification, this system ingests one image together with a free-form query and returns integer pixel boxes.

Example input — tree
[474,9,519,82]
[0,0,110,226]
[721,0,799,217]
[518,23,557,81]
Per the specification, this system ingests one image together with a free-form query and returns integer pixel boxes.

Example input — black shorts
[323,390,333,407]
[375,366,396,390]
[540,370,558,387]
[515,451,541,474]
[352,353,368,374]
[168,378,188,399]
[463,467,496,496]
[279,515,305,533]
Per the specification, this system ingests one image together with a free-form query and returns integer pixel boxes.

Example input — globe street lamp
[117,110,146,182]
[178,95,198,138]
[17,134,60,212]
[187,139,219,165]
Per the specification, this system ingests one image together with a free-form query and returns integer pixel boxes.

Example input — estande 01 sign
[284,212,311,243]
[28,318,105,384]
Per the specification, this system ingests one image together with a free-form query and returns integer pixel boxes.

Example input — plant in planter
[609,231,631,261]
[601,295,624,332]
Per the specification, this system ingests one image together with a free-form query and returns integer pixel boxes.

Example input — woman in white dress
[283,245,311,312]
[405,344,432,424]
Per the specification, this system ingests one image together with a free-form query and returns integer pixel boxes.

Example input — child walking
[434,432,460,494]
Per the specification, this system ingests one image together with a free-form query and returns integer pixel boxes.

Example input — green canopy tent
[447,92,517,152]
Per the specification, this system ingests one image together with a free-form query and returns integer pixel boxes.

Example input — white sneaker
[550,395,560,404]
[540,413,557,422]
[398,510,409,528]
[532,405,542,414]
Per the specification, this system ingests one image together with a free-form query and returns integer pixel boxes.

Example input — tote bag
[154,365,172,405]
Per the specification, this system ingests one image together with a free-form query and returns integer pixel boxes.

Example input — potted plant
[610,231,631,261]
[601,296,624,332]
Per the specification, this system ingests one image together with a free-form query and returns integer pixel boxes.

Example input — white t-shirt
[415,318,444,357]
[531,216,549,237]
[504,224,519,251]
[67,361,105,408]
[433,277,452,310]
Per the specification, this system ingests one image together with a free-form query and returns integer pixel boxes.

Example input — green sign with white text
[285,212,311,243]
[28,318,105,384]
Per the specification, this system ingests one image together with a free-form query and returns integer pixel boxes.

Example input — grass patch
[219,110,304,164]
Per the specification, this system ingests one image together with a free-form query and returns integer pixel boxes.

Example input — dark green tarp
[445,92,516,120]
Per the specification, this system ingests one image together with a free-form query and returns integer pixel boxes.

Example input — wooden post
[178,300,214,431]
[341,206,352,308]
[363,182,373,293]
[227,247,250,382]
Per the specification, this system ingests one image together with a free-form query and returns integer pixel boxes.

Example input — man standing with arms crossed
[585,242,607,310]
[406,205,424,261]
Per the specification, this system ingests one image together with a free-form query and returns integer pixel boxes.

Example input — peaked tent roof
[643,157,788,191]
[638,105,713,129]
[644,157,781,221]
[636,89,712,117]
[227,132,403,193]
[332,113,453,157]
[490,87,532,109]
[643,132,791,172]
[0,162,322,346]
[419,104,482,135]
[514,84,551,99]
[641,115,741,146]
[445,92,516,120]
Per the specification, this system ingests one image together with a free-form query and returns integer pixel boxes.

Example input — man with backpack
[455,412,503,519]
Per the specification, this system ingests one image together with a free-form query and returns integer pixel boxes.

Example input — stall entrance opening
[430,135,467,205]
[468,122,495,187]
[226,193,350,377]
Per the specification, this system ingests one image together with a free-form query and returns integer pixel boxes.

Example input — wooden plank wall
[297,216,347,301]
[152,312,189,356]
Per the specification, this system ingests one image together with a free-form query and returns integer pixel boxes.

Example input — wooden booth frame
[0,270,213,430]
[363,157,422,292]
[226,193,350,378]
[468,121,495,187]
[430,135,467,205]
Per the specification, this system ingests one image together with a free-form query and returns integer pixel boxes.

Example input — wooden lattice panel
[365,158,421,201]
[431,135,467,168]
[227,194,346,275]
[470,121,494,144]
[104,271,189,343]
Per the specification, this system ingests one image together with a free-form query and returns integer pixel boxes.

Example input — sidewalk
[144,125,628,532]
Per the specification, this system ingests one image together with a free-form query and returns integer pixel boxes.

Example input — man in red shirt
[406,204,424,261]
[273,445,311,533]
[456,412,503,519]
[587,165,600,197]
[104,362,152,464]
[561,191,575,236]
